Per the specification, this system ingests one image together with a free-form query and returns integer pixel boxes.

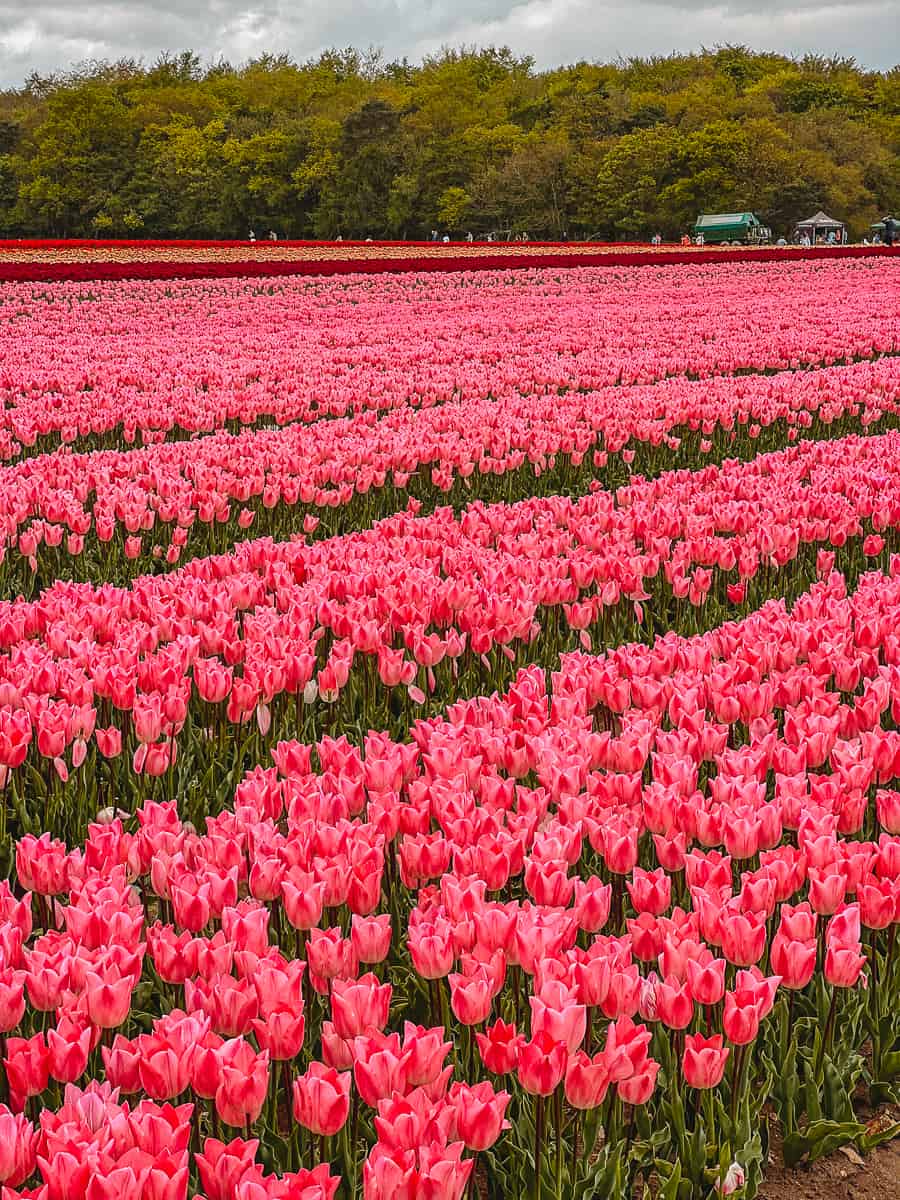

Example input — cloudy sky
[0,0,897,86]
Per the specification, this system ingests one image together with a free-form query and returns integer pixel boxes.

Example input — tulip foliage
[0,254,899,1199]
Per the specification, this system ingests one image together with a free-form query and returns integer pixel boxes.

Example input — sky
[0,0,897,86]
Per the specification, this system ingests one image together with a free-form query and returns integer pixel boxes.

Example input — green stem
[554,1086,563,1200]
[534,1094,545,1200]
[815,988,839,1077]
[729,1043,746,1130]
[570,1109,581,1185]
[702,1088,715,1144]
[349,1087,360,1200]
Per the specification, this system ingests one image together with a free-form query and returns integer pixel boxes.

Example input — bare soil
[759,1110,900,1200]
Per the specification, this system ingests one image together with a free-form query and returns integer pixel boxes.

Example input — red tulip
[475,1019,522,1075]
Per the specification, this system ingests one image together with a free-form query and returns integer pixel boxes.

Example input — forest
[0,45,897,241]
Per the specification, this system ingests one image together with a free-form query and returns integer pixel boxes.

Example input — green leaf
[656,1160,683,1200]
[879,1050,900,1080]
[783,1119,866,1167]
[869,1079,900,1106]
[823,1058,856,1124]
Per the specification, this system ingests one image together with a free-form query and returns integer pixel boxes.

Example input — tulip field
[0,251,900,1200]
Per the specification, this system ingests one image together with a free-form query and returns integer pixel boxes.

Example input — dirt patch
[759,1110,900,1200]
[759,1140,900,1199]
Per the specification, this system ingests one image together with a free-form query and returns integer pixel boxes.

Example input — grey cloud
[0,0,896,84]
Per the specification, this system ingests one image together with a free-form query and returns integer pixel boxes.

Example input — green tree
[330,99,403,236]
[595,125,682,237]
[10,81,137,234]
[132,117,230,236]
[436,186,471,232]
[0,46,896,239]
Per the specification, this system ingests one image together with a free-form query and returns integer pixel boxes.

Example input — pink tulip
[251,1007,305,1061]
[448,970,493,1026]
[215,1039,269,1128]
[82,967,134,1029]
[627,867,671,916]
[401,1023,452,1087]
[196,1137,260,1200]
[682,1033,730,1089]
[0,1106,36,1186]
[824,945,867,988]
[617,1057,660,1105]
[517,1031,567,1096]
[351,914,392,963]
[331,974,392,1040]
[445,1084,508,1156]
[353,1032,410,1107]
[565,1050,610,1109]
[292,1061,351,1136]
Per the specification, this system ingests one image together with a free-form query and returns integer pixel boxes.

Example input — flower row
[4,353,899,591]
[1,261,897,461]
[0,245,892,285]
[6,428,900,845]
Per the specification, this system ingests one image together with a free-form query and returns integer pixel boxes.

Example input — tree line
[0,46,897,241]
